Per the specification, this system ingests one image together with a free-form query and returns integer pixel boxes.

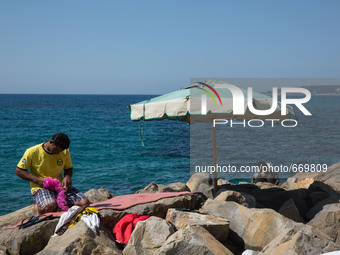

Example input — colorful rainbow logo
[197,82,223,106]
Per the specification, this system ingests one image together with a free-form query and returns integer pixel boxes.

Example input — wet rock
[123,216,174,255]
[166,208,229,242]
[214,183,311,218]
[305,194,340,220]
[0,218,59,255]
[307,191,330,206]
[84,187,114,204]
[200,199,295,251]
[215,190,256,208]
[308,203,340,245]
[260,224,340,255]
[37,221,121,255]
[154,225,234,255]
[278,199,304,223]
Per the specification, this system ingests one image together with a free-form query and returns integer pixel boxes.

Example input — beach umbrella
[129,80,295,194]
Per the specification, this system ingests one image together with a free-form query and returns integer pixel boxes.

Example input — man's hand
[36,178,44,187]
[62,175,72,192]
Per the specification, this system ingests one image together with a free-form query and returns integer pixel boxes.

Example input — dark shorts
[32,187,87,209]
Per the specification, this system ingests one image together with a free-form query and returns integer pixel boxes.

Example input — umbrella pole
[213,124,218,195]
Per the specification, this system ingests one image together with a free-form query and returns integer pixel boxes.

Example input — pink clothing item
[92,191,191,210]
[43,177,68,211]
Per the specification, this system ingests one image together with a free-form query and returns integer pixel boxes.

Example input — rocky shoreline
[1,162,340,255]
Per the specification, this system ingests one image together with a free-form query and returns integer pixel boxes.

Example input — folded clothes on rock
[112,213,150,244]
[53,205,100,236]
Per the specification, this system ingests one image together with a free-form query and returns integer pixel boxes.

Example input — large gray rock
[135,182,190,194]
[315,162,340,193]
[0,205,35,231]
[0,217,59,255]
[99,193,206,231]
[154,225,234,255]
[308,203,340,245]
[123,216,174,255]
[215,190,256,208]
[165,208,229,242]
[84,187,114,204]
[37,220,121,255]
[260,224,340,255]
[186,172,212,192]
[278,199,304,223]
[200,199,295,251]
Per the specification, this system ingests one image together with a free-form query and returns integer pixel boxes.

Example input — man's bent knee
[74,199,90,207]
[38,201,58,214]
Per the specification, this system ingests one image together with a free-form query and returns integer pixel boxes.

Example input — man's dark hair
[52,133,70,150]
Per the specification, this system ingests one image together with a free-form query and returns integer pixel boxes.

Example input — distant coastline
[263,85,340,96]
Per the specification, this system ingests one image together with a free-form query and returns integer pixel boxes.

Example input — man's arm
[62,168,73,191]
[15,167,44,187]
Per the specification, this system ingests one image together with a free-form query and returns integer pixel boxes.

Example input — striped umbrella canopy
[129,80,295,193]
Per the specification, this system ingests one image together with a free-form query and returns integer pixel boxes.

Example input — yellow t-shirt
[17,143,73,193]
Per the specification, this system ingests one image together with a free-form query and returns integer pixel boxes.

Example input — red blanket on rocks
[91,191,191,210]
[112,213,150,244]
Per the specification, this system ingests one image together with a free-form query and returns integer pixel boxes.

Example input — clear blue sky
[1,0,339,94]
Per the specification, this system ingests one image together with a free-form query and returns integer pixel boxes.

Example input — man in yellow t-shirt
[16,133,90,214]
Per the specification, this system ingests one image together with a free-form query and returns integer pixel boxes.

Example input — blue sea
[0,94,339,216]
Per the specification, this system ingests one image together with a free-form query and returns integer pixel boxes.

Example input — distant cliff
[263,85,340,95]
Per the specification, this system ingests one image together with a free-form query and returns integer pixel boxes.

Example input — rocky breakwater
[0,162,340,255]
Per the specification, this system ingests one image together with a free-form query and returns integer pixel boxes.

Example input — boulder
[284,172,318,190]
[200,199,295,251]
[315,162,340,193]
[135,182,190,194]
[0,217,59,255]
[123,216,174,255]
[196,183,214,199]
[99,193,206,231]
[136,183,160,193]
[154,225,234,255]
[0,205,35,231]
[260,224,340,255]
[84,187,115,204]
[217,179,232,186]
[255,182,280,190]
[215,190,256,208]
[0,245,8,255]
[37,221,121,255]
[308,203,340,245]
[186,173,212,192]
[165,208,229,242]
[278,199,304,223]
